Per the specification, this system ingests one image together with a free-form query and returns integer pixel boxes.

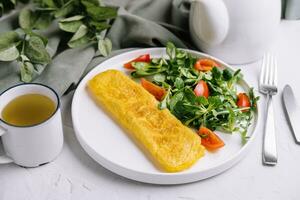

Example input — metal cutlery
[259,53,278,166]
[283,85,300,144]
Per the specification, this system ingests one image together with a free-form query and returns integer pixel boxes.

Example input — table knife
[283,85,300,144]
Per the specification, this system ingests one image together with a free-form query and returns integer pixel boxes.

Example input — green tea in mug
[1,94,56,126]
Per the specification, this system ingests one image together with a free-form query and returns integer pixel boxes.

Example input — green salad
[124,42,258,147]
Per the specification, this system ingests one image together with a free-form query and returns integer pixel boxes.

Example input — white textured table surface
[1,21,300,200]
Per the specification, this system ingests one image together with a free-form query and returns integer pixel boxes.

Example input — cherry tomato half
[194,58,219,71]
[141,78,166,101]
[194,80,209,98]
[124,54,151,70]
[198,127,225,151]
[236,93,251,112]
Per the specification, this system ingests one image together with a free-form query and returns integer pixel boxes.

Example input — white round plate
[71,48,258,185]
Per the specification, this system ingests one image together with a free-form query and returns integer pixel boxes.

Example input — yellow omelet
[87,69,205,172]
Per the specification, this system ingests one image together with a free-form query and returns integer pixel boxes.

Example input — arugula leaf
[169,91,184,110]
[166,42,176,60]
[131,62,166,77]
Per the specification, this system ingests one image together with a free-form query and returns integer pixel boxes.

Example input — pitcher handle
[0,126,13,164]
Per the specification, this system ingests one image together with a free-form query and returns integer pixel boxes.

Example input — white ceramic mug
[0,83,64,167]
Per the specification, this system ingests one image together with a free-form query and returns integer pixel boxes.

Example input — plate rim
[71,47,259,184]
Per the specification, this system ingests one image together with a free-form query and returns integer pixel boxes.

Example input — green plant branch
[0,0,117,82]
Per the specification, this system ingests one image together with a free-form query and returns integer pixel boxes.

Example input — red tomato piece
[194,58,219,71]
[198,127,225,151]
[237,93,251,112]
[124,54,151,70]
[141,78,166,101]
[194,80,209,98]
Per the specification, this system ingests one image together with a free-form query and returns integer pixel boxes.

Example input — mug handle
[0,126,13,164]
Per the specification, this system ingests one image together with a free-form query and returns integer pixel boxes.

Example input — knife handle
[262,94,278,165]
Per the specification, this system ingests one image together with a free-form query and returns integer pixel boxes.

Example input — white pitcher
[189,0,281,64]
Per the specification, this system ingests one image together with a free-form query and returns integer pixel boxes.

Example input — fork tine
[260,54,267,86]
[268,54,275,86]
[273,56,278,86]
[264,53,271,85]
[259,55,266,85]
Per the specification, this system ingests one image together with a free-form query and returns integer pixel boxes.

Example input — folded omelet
[87,69,205,172]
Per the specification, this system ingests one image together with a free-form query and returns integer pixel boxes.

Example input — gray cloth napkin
[0,0,299,95]
[0,0,190,95]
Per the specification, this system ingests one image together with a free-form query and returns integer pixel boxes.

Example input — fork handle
[262,94,277,165]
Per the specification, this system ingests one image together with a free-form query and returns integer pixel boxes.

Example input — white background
[0,20,300,200]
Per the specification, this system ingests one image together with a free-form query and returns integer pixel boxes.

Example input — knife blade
[283,84,300,144]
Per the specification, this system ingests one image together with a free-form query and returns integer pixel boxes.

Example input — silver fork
[259,53,278,166]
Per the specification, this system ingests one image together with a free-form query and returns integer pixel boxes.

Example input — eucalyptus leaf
[68,35,90,48]
[89,20,111,31]
[98,38,112,57]
[81,0,100,8]
[24,36,51,64]
[67,24,90,48]
[0,31,20,50]
[34,14,53,29]
[40,0,57,8]
[23,30,48,46]
[20,61,34,82]
[20,54,30,62]
[60,15,84,22]
[59,20,83,33]
[19,8,35,29]
[0,45,19,61]
[86,6,117,21]
[54,1,75,18]
[59,15,85,33]
[69,24,88,41]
